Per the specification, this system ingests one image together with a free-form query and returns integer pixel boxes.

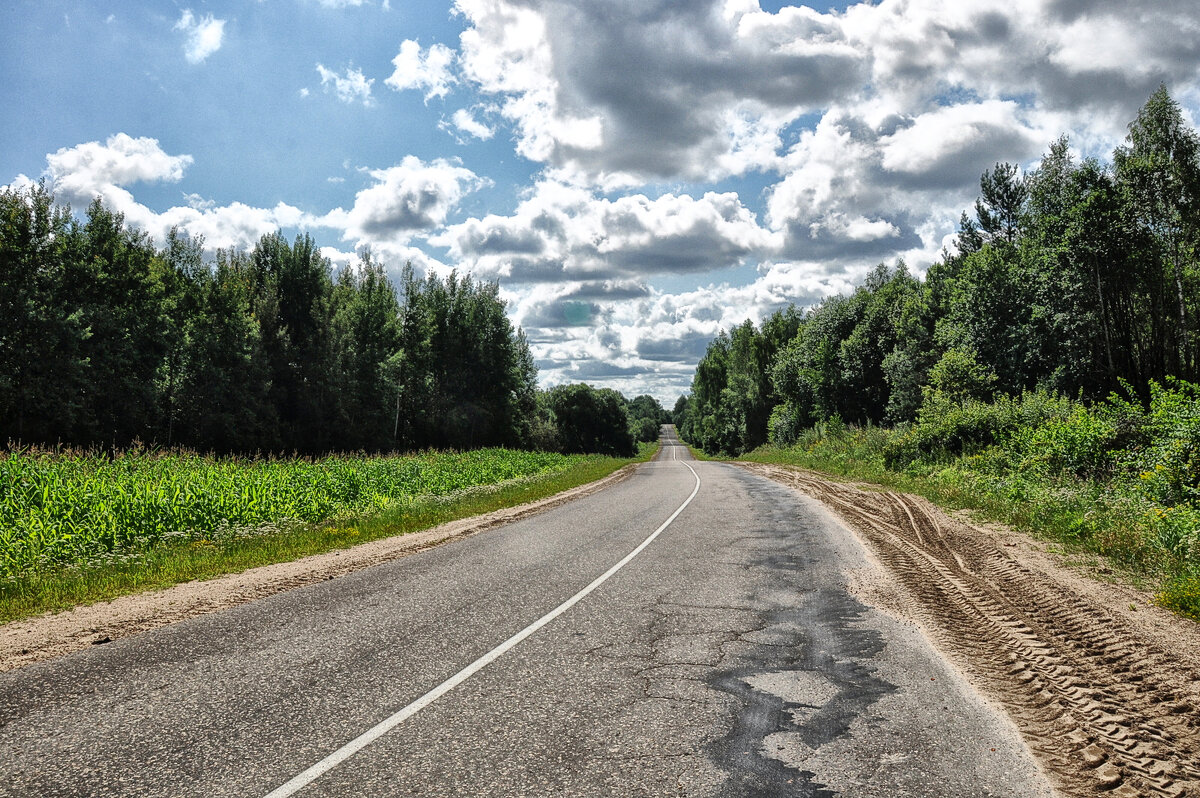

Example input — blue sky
[5,0,1200,402]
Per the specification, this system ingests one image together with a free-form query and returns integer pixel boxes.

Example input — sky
[5,1,1200,404]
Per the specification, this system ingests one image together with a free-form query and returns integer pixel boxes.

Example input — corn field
[0,446,578,578]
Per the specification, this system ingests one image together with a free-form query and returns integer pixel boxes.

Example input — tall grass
[0,445,577,579]
[0,443,657,622]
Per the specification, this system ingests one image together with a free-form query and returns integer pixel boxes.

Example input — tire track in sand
[741,463,1200,798]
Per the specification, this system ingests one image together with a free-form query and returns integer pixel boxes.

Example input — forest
[678,86,1200,456]
[0,187,667,457]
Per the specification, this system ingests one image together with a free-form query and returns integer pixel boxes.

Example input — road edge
[0,462,641,674]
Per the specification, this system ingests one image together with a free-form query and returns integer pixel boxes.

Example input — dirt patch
[0,464,637,674]
[740,462,1200,798]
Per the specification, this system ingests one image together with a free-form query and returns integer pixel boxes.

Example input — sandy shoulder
[738,461,1200,797]
[0,464,637,673]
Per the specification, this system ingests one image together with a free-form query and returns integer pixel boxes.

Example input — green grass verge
[0,442,657,624]
[684,444,719,461]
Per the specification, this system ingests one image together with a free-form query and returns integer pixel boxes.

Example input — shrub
[1157,570,1200,620]
[925,347,997,404]
[1007,403,1120,479]
[883,388,1079,470]
[768,403,802,447]
[1119,379,1200,507]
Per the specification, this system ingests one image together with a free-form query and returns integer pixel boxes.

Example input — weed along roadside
[727,384,1200,622]
[0,443,657,626]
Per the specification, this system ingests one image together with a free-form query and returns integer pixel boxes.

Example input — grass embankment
[737,384,1200,620]
[0,443,657,623]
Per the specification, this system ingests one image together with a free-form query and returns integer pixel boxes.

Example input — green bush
[1157,569,1200,619]
[1118,379,1200,507]
[768,403,802,447]
[925,347,997,404]
[1007,403,1120,479]
[745,374,1200,622]
[630,416,660,443]
[883,388,1081,470]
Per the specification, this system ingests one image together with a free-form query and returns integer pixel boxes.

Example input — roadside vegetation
[675,87,1200,619]
[1,447,579,579]
[0,443,656,623]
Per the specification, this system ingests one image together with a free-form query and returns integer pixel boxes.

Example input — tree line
[678,87,1200,455]
[0,186,668,455]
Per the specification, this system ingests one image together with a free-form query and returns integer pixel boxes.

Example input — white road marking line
[262,459,702,798]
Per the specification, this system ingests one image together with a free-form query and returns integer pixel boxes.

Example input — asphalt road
[0,428,1052,797]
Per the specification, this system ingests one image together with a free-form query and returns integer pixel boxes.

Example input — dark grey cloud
[521,299,607,329]
[1045,0,1093,23]
[453,222,545,255]
[778,220,923,263]
[881,125,1041,191]
[559,280,651,302]
[516,281,652,335]
[1034,67,1176,116]
[636,331,714,363]
[357,186,445,234]
[547,1,865,177]
[559,360,647,380]
[600,231,757,275]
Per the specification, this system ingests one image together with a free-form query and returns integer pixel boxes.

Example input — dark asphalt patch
[708,553,896,797]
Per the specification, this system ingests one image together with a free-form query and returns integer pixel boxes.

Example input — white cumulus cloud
[174,10,225,64]
[449,108,495,140]
[322,155,487,246]
[316,64,375,106]
[434,177,778,284]
[385,40,457,100]
[46,134,193,205]
[35,134,321,251]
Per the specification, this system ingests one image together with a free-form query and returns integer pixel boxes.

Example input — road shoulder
[741,461,1200,797]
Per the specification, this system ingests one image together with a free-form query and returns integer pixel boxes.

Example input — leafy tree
[0,183,88,443]
[0,191,550,455]
[672,394,691,426]
[769,264,916,436]
[625,394,668,442]
[249,232,338,452]
[679,85,1200,456]
[1114,84,1200,379]
[331,251,402,450]
[394,265,536,450]
[175,248,276,451]
[74,199,172,445]
[934,245,1037,395]
[546,383,635,456]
